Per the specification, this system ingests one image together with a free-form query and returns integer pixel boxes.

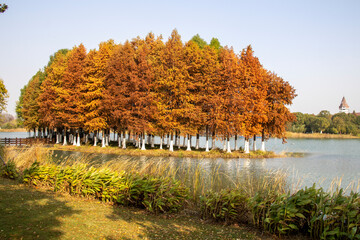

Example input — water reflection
[2,130,359,193]
[51,138,360,192]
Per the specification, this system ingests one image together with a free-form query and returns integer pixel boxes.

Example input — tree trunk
[244,137,250,154]
[212,131,216,150]
[72,132,77,146]
[104,131,108,146]
[167,133,170,148]
[160,135,163,150]
[101,130,106,148]
[195,133,200,150]
[122,131,126,149]
[94,131,97,146]
[205,126,209,152]
[235,134,238,151]
[135,133,139,148]
[253,135,257,151]
[56,132,59,144]
[151,135,155,148]
[77,132,81,146]
[141,132,146,150]
[147,134,151,145]
[169,133,174,152]
[261,130,266,151]
[223,137,226,152]
[227,136,231,153]
[175,131,178,146]
[63,128,67,145]
[186,134,191,151]
[118,132,121,147]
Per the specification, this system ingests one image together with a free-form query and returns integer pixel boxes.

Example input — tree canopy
[18,30,296,149]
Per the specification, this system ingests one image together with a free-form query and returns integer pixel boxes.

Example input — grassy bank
[286,132,360,139]
[0,177,271,240]
[3,146,359,239]
[47,144,282,159]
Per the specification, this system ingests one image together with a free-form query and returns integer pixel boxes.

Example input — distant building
[339,97,350,114]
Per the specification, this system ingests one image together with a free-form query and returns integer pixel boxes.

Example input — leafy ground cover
[0,177,273,240]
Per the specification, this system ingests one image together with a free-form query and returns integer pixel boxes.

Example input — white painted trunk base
[160,136,163,149]
[261,141,266,151]
[244,140,250,153]
[101,136,105,148]
[105,134,109,146]
[56,133,59,144]
[169,140,174,152]
[195,137,199,149]
[94,136,97,146]
[141,137,146,150]
[77,134,80,146]
[205,140,209,152]
[186,137,191,151]
[227,140,231,153]
[151,135,155,148]
[223,140,226,152]
[253,139,256,151]
[63,135,67,146]
[122,138,126,149]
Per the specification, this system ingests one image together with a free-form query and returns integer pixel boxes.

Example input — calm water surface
[2,132,360,191]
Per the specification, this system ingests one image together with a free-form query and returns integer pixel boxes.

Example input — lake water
[2,132,360,191]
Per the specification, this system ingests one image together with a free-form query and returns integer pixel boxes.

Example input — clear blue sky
[1,0,359,116]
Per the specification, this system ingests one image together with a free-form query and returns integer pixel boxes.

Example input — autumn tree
[21,71,44,133]
[57,44,87,145]
[153,29,188,151]
[261,72,296,150]
[38,49,69,143]
[105,41,135,148]
[81,40,115,146]
[239,46,268,153]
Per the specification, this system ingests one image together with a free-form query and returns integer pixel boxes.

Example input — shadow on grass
[0,178,79,240]
[105,205,256,240]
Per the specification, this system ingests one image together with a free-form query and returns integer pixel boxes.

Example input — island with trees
[16,30,296,154]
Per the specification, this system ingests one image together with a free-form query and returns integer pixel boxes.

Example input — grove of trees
[289,111,360,136]
[17,30,296,153]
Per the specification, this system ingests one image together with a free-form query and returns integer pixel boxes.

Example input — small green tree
[0,79,9,113]
[190,34,208,49]
[209,38,222,51]
[0,3,8,13]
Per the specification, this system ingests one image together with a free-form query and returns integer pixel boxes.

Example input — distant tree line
[16,30,296,152]
[288,111,360,136]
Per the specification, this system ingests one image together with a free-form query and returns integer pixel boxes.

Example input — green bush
[200,189,249,223]
[0,161,19,179]
[22,162,188,213]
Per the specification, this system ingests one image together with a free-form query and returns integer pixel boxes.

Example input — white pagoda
[339,97,350,114]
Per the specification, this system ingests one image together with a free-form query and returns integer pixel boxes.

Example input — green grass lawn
[0,177,273,240]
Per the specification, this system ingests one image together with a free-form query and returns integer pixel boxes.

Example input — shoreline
[0,128,27,132]
[285,132,359,139]
[46,144,285,159]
